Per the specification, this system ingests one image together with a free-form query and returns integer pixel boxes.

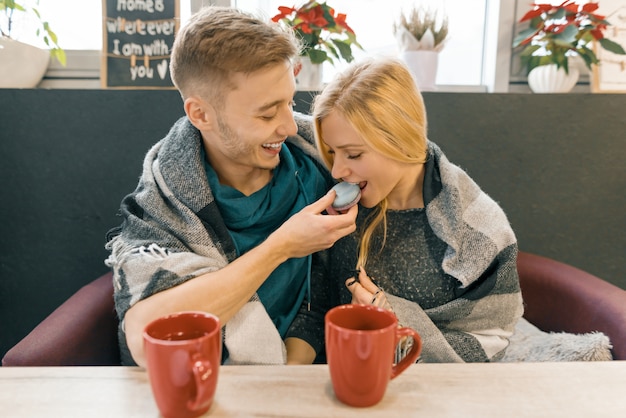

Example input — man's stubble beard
[216,114,280,171]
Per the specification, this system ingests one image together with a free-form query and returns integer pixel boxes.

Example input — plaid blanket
[390,141,523,362]
[105,113,320,365]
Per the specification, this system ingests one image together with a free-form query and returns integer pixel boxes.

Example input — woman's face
[320,111,423,209]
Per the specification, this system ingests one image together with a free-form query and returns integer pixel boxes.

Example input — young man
[105,7,357,367]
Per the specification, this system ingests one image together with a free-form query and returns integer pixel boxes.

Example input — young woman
[285,57,523,363]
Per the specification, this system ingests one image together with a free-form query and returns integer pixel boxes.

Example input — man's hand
[268,191,357,260]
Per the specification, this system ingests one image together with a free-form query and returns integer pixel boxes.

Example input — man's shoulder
[293,111,315,145]
[286,112,319,160]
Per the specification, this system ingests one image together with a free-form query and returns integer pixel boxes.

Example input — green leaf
[323,42,340,61]
[577,49,596,70]
[554,25,578,43]
[552,8,567,20]
[51,48,66,67]
[524,55,544,74]
[599,38,626,55]
[307,49,328,64]
[345,31,363,50]
[513,27,539,47]
[1,1,25,12]
[519,44,541,58]
[331,39,354,63]
[552,39,574,50]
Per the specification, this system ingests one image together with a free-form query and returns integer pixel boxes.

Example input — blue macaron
[331,182,361,211]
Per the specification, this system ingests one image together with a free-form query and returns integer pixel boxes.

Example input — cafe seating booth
[3,251,626,366]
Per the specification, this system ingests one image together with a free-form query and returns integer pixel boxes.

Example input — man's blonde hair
[312,57,429,270]
[170,6,301,102]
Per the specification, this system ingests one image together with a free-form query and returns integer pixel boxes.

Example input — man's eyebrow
[256,100,283,112]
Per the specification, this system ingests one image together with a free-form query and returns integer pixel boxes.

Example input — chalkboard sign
[102,0,180,89]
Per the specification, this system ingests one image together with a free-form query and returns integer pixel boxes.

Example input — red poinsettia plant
[272,1,362,65]
[513,1,626,74]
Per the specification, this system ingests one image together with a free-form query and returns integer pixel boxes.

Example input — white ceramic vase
[0,38,50,88]
[527,64,579,93]
[295,56,323,91]
[400,50,439,91]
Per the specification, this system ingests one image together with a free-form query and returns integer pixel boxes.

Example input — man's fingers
[305,191,336,214]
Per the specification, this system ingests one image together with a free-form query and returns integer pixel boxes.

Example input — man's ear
[184,96,216,131]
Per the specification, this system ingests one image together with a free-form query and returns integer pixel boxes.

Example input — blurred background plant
[272,1,362,65]
[393,5,449,51]
[0,0,65,65]
[513,0,625,75]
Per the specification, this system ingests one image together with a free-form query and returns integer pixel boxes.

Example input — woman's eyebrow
[334,143,365,149]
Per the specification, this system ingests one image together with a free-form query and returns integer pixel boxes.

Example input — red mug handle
[187,354,214,411]
[390,327,422,379]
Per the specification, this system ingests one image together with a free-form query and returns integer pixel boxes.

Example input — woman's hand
[346,268,412,362]
[344,267,391,311]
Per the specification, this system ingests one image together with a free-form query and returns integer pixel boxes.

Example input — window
[15,0,514,91]
[5,1,101,50]
[236,0,488,87]
[11,0,197,49]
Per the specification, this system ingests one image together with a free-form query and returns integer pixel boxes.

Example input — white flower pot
[295,56,323,91]
[527,64,579,93]
[0,38,50,88]
[400,50,439,92]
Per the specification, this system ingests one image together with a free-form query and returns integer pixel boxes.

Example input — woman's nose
[331,159,349,180]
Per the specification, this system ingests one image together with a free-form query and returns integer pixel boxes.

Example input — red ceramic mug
[143,311,222,418]
[325,304,422,407]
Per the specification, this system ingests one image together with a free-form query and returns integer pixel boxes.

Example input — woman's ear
[184,96,215,131]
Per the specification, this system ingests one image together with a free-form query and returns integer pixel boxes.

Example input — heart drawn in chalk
[157,60,168,80]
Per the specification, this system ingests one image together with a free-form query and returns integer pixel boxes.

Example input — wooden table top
[1,361,625,417]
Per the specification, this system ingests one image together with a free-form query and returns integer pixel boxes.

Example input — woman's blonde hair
[312,57,429,270]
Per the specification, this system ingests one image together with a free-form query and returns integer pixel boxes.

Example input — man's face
[202,61,298,189]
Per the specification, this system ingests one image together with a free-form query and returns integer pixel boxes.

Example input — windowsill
[40,50,494,91]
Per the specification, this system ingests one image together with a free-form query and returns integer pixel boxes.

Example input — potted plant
[392,5,449,91]
[271,1,362,90]
[1,0,66,88]
[513,1,626,93]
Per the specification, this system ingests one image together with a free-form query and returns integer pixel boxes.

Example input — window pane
[9,1,489,88]
[237,0,487,86]
[10,0,193,50]
[8,0,102,49]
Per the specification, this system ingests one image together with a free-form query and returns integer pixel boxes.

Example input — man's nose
[277,109,298,137]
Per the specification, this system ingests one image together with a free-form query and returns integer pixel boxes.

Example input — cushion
[500,318,613,362]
